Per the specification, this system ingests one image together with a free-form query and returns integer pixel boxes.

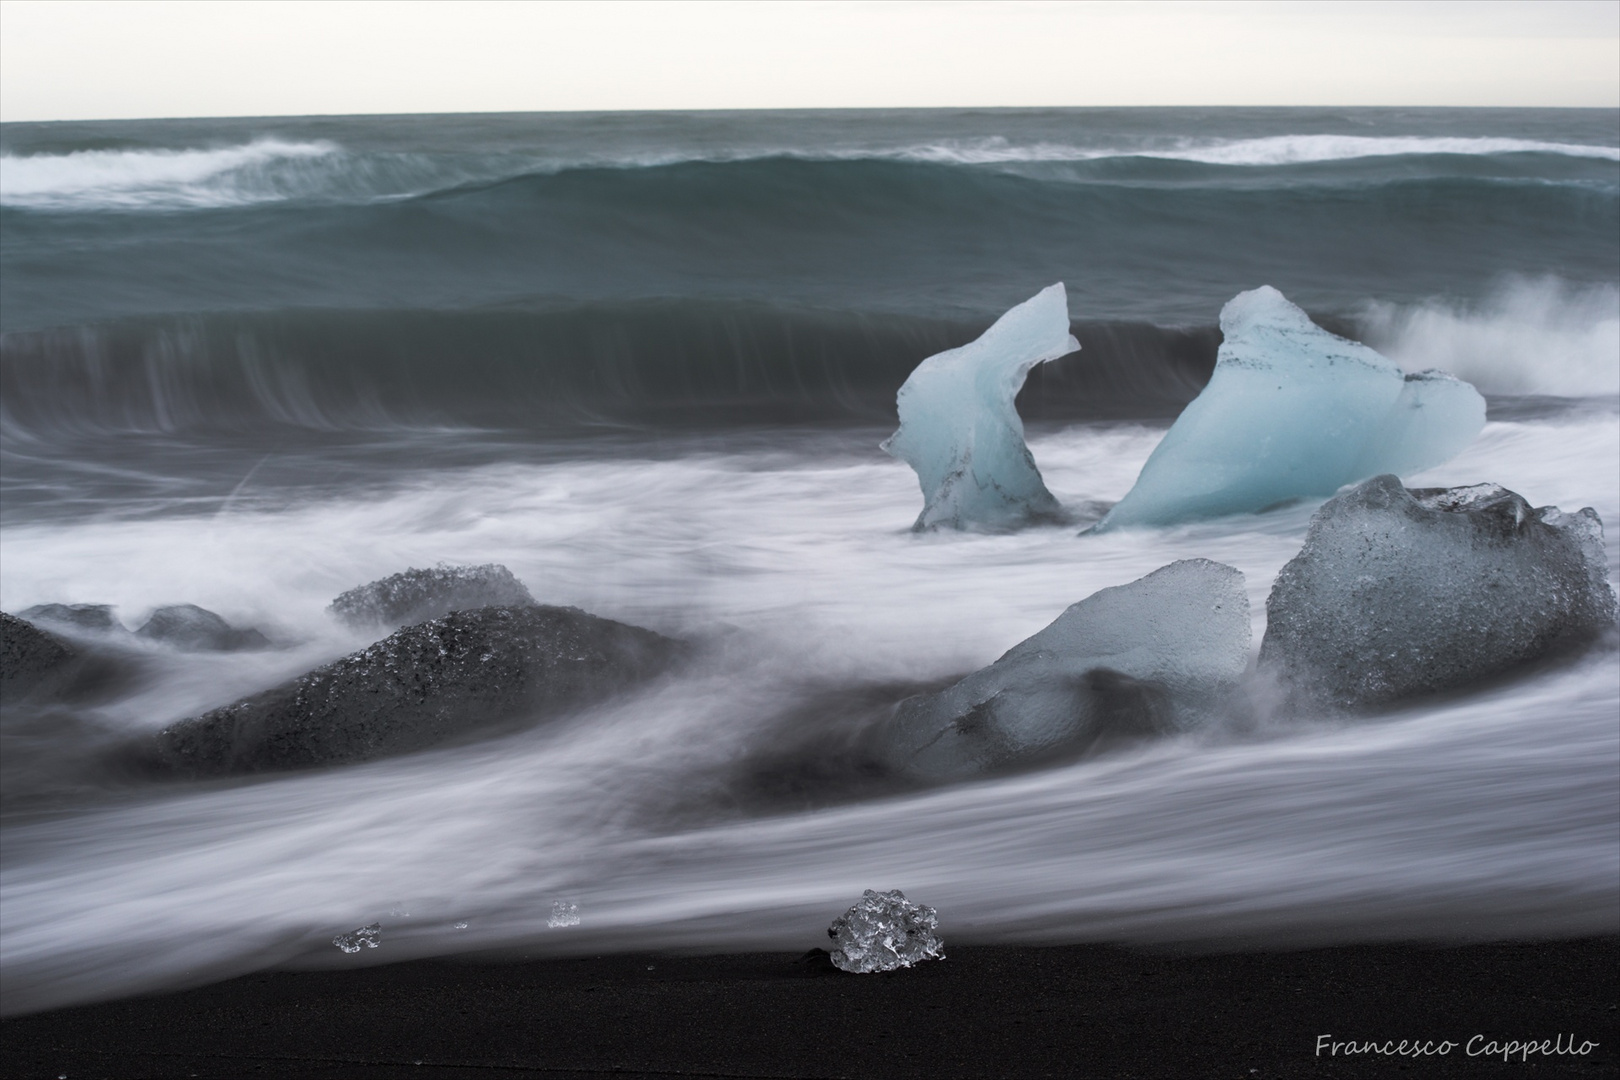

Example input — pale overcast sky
[1,0,1616,122]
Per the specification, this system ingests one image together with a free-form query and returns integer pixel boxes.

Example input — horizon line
[7,102,1620,127]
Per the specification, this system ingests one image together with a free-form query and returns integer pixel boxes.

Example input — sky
[1,0,1617,122]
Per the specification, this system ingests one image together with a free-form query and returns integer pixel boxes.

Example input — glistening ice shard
[883,284,1079,531]
[1095,287,1485,530]
[827,890,944,973]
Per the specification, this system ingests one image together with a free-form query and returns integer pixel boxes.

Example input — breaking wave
[1130,134,1620,167]
[1360,278,1620,398]
[895,134,1620,167]
[0,304,1218,438]
[0,139,343,210]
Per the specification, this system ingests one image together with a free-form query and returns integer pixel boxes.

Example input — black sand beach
[3,938,1614,1079]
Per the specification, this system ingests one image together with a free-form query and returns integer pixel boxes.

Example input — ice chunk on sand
[332,923,380,953]
[329,563,535,630]
[1260,475,1617,709]
[827,890,944,973]
[882,284,1079,531]
[866,559,1250,781]
[547,901,580,928]
[1096,287,1484,530]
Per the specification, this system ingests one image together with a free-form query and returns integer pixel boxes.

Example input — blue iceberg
[866,559,1250,781]
[883,284,1079,531]
[1095,287,1485,531]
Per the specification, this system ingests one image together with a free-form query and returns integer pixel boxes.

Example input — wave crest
[5,130,1614,212]
[891,134,1620,167]
[0,139,345,209]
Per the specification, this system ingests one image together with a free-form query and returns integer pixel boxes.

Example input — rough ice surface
[827,890,944,973]
[135,604,270,651]
[1096,287,1485,530]
[547,901,580,928]
[329,564,535,630]
[153,606,683,775]
[332,923,380,953]
[867,559,1250,781]
[882,283,1079,531]
[1260,475,1617,709]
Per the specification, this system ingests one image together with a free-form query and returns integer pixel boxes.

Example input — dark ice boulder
[135,604,270,651]
[866,560,1251,780]
[1,612,79,698]
[1260,475,1617,709]
[19,603,124,635]
[329,564,535,629]
[1,612,139,705]
[153,605,683,775]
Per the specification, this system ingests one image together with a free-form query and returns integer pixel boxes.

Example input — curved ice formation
[882,283,1079,531]
[866,559,1250,781]
[1261,475,1617,709]
[1095,287,1485,530]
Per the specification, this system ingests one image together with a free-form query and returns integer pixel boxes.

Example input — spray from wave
[1359,278,1620,398]
[1136,134,1620,167]
[894,134,1620,167]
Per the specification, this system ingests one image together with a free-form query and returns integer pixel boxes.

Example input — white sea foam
[0,139,340,210]
[1141,134,1620,167]
[0,411,1614,1014]
[886,134,1620,167]
[1360,278,1620,398]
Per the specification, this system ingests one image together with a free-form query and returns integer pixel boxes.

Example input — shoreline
[3,937,1614,1078]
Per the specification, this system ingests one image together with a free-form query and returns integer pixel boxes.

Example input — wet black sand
[2,938,1615,1079]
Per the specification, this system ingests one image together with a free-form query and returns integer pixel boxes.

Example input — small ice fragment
[827,889,944,973]
[883,283,1079,531]
[547,901,580,928]
[332,923,381,953]
[454,921,468,930]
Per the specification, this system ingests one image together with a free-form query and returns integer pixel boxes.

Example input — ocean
[1,107,1616,1015]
